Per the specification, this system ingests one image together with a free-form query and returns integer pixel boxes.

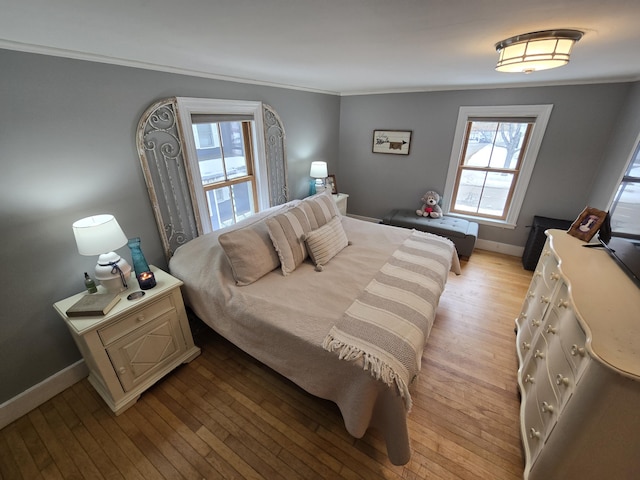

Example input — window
[191,120,258,231]
[175,98,271,234]
[610,139,640,236]
[443,105,553,228]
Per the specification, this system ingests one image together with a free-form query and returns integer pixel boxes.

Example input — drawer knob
[550,272,560,281]
[555,374,570,387]
[540,296,550,304]
[524,374,535,384]
[534,349,545,360]
[528,427,541,439]
[528,291,535,298]
[545,325,557,335]
[519,312,528,320]
[118,367,126,376]
[557,299,569,309]
[571,344,586,357]
[541,401,555,414]
[521,341,531,351]
[531,319,541,327]
[137,314,145,322]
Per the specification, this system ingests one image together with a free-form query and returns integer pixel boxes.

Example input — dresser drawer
[544,330,575,411]
[98,294,176,346]
[538,249,562,293]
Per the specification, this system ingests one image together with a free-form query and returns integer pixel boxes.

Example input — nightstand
[333,193,349,215]
[53,266,200,415]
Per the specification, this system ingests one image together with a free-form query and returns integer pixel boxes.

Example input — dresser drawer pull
[136,315,145,323]
[519,312,528,320]
[541,401,555,414]
[545,325,557,335]
[531,319,541,327]
[555,374,570,387]
[540,296,550,304]
[521,341,531,351]
[528,291,535,298]
[524,374,535,384]
[118,367,126,376]
[528,427,541,439]
[557,299,570,309]
[571,344,586,357]
[550,272,560,281]
[534,349,545,360]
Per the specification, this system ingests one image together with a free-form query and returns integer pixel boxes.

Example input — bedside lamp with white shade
[72,214,132,293]
[309,161,328,195]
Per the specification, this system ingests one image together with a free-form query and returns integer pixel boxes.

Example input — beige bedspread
[169,212,459,465]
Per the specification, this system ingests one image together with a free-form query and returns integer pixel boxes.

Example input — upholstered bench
[381,209,478,257]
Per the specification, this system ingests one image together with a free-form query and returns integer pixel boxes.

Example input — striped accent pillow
[300,190,340,229]
[266,206,312,275]
[303,216,349,269]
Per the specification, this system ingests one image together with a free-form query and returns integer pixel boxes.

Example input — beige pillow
[303,216,349,269]
[218,220,280,285]
[266,206,312,275]
[300,190,340,230]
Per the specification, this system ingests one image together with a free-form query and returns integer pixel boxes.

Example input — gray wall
[2,45,639,406]
[0,49,340,404]
[589,81,640,209]
[338,83,633,246]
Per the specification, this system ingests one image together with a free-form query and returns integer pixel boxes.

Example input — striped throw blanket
[323,231,454,410]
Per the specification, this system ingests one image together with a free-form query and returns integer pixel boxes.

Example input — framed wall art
[372,130,412,155]
[567,206,608,242]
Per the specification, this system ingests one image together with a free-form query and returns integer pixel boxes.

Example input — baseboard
[0,360,88,429]
[475,238,524,257]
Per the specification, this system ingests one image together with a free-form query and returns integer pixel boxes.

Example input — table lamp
[72,214,132,293]
[309,161,328,195]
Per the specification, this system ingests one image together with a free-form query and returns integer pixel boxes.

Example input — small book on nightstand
[65,293,121,317]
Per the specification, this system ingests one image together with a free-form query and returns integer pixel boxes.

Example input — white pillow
[218,220,280,286]
[303,216,349,270]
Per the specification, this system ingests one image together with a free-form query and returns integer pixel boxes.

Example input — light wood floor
[0,249,532,479]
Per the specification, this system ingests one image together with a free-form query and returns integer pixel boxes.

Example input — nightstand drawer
[98,294,175,346]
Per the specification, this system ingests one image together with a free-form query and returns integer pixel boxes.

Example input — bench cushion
[381,209,478,257]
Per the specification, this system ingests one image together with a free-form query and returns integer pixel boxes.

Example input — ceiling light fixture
[495,29,583,74]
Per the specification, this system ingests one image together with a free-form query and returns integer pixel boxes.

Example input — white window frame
[607,130,640,236]
[443,105,553,228]
[175,97,270,234]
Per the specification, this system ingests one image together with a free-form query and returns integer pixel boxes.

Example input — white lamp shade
[310,161,328,178]
[73,214,128,256]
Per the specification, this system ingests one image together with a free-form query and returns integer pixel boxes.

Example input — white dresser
[515,229,640,479]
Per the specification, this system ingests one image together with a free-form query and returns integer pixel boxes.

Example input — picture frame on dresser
[567,206,608,242]
[327,174,337,194]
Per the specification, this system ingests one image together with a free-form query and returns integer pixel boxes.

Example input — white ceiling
[2,0,640,95]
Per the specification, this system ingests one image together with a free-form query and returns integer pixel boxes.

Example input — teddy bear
[416,190,443,218]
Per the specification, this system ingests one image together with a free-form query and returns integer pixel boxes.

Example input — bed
[168,192,460,465]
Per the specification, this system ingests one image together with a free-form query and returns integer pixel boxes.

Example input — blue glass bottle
[127,237,150,277]
[127,237,156,290]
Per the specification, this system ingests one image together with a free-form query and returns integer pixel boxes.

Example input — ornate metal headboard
[136,97,288,260]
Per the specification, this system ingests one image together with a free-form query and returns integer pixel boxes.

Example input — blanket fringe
[323,334,413,411]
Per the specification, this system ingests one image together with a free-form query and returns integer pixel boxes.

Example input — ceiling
[2,0,640,95]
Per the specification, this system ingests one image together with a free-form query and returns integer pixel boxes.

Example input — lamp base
[95,252,132,293]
